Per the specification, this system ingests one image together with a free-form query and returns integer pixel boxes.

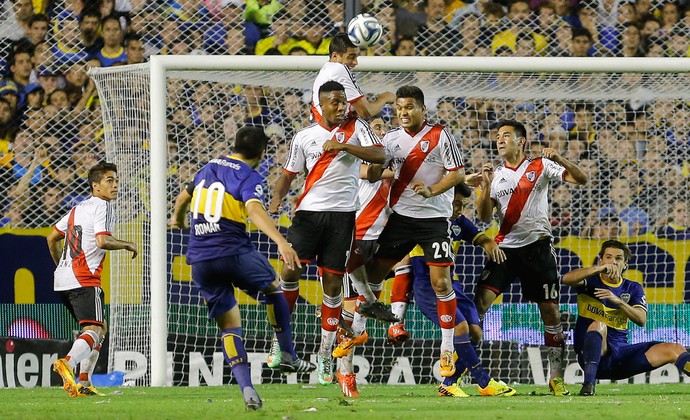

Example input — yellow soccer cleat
[478,378,517,397]
[438,381,469,398]
[549,377,570,396]
[332,331,368,358]
[53,358,78,398]
[439,351,458,377]
[76,383,106,396]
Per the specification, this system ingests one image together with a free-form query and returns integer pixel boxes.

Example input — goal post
[89,56,690,388]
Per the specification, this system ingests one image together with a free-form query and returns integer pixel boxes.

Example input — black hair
[319,80,345,97]
[497,119,527,139]
[395,85,425,107]
[88,161,117,192]
[329,33,357,55]
[79,10,101,23]
[572,27,593,42]
[599,239,632,263]
[234,126,269,160]
[124,32,142,47]
[29,13,50,26]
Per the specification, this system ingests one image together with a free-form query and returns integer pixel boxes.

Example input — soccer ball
[347,14,384,48]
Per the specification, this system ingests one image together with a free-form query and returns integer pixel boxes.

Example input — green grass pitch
[2,384,689,419]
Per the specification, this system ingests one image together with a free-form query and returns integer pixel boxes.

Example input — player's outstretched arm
[542,148,588,185]
[366,163,385,182]
[562,264,618,287]
[476,163,495,222]
[169,188,192,228]
[46,229,64,265]
[359,164,394,180]
[352,91,395,120]
[322,141,386,164]
[96,235,138,258]
[474,234,506,263]
[268,171,297,214]
[246,201,301,270]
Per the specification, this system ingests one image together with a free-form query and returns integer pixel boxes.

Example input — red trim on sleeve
[349,95,364,103]
[95,231,111,236]
[562,170,568,181]
[282,168,299,175]
[54,226,65,236]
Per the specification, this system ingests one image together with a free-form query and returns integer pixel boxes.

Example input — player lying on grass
[562,239,690,396]
[387,186,516,397]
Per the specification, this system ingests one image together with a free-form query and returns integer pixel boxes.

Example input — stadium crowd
[0,0,688,241]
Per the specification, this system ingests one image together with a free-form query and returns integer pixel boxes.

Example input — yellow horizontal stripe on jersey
[194,188,247,225]
[577,294,629,330]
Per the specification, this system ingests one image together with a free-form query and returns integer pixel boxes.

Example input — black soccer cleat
[280,357,317,374]
[579,382,595,396]
[357,301,399,323]
[243,387,263,410]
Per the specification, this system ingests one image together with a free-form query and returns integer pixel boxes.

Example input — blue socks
[675,352,690,377]
[582,331,603,384]
[447,333,491,389]
[265,289,298,360]
[221,327,253,391]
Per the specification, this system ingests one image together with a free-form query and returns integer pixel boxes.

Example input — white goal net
[89,56,690,387]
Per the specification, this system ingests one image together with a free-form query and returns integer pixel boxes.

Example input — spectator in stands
[659,1,681,38]
[655,198,690,239]
[492,0,547,55]
[416,0,462,56]
[645,34,665,56]
[598,176,650,236]
[224,25,247,55]
[280,89,308,137]
[0,80,20,118]
[0,0,34,41]
[92,16,127,66]
[639,15,661,40]
[78,10,104,57]
[48,89,70,112]
[242,84,283,128]
[541,21,567,55]
[515,31,538,55]
[569,27,594,56]
[26,14,50,46]
[244,0,283,42]
[36,66,61,96]
[0,98,16,152]
[124,33,146,64]
[255,12,298,55]
[435,97,462,137]
[52,15,91,66]
[619,23,644,56]
[27,178,66,228]
[455,13,482,56]
[8,49,32,92]
[293,14,331,55]
[22,82,44,111]
[550,183,584,239]
[392,35,418,55]
[665,30,689,57]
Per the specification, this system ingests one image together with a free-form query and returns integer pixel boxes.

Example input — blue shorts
[191,250,276,319]
[577,341,662,380]
[411,256,480,328]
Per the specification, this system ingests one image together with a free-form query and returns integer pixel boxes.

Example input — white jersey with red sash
[53,196,114,291]
[355,177,391,240]
[382,122,464,219]
[311,62,364,122]
[284,117,381,212]
[490,157,566,247]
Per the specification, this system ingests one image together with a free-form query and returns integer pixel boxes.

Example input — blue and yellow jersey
[409,215,483,278]
[573,275,647,353]
[186,156,265,264]
[92,47,127,67]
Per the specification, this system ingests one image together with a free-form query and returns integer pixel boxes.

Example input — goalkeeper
[563,239,690,397]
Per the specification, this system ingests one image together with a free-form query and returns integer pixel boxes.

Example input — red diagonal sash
[494,158,544,244]
[389,125,442,208]
[355,179,391,239]
[296,120,356,208]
